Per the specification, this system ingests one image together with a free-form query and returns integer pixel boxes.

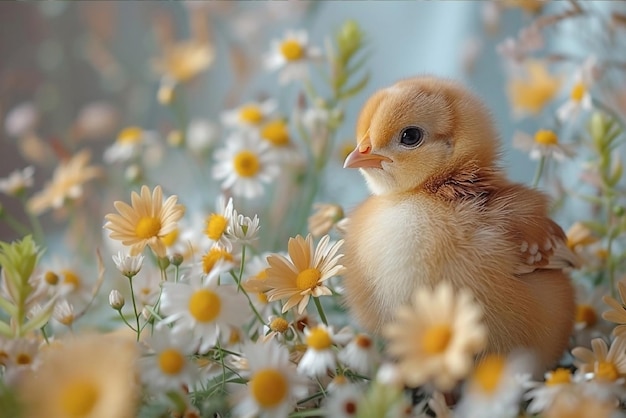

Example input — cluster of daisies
[3,182,626,418]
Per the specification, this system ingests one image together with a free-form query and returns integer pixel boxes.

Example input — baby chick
[342,76,578,370]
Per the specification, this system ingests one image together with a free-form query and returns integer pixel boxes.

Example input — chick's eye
[399,127,424,148]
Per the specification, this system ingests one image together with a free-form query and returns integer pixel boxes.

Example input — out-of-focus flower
[513,129,575,161]
[74,101,119,140]
[53,300,75,327]
[566,222,598,251]
[497,25,543,65]
[18,334,138,418]
[265,29,322,85]
[153,40,214,84]
[27,150,102,215]
[308,203,344,237]
[383,282,487,390]
[139,326,198,393]
[338,333,379,377]
[4,102,38,138]
[264,234,345,314]
[501,0,545,14]
[160,266,249,353]
[455,354,531,418]
[602,280,626,337]
[571,336,626,382]
[112,252,145,278]
[231,339,308,418]
[212,130,280,199]
[557,60,596,123]
[221,99,277,130]
[104,185,186,257]
[507,60,561,117]
[3,337,40,377]
[323,379,363,418]
[0,166,34,197]
[543,385,618,418]
[524,368,575,414]
[186,118,219,153]
[104,126,162,165]
[298,324,337,377]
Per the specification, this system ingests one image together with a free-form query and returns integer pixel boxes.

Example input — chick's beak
[343,140,392,169]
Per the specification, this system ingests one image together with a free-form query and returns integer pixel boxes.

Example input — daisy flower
[264,234,345,314]
[201,244,237,275]
[0,166,34,196]
[265,29,322,85]
[104,185,186,257]
[212,130,280,199]
[601,280,626,337]
[229,210,261,245]
[298,324,338,377]
[18,334,138,418]
[557,57,598,123]
[103,126,161,165]
[4,102,38,138]
[153,40,214,84]
[506,60,561,117]
[308,203,344,238]
[3,337,40,385]
[221,99,277,130]
[571,336,626,382]
[572,283,613,347]
[323,380,363,418]
[139,326,198,393]
[232,339,309,418]
[455,353,531,418]
[338,333,380,377]
[543,384,618,418]
[513,129,575,161]
[260,118,291,149]
[112,252,144,278]
[383,282,487,390]
[27,150,102,215]
[204,195,235,249]
[160,266,249,353]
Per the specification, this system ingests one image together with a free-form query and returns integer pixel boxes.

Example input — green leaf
[0,295,17,317]
[21,298,56,335]
[0,321,12,337]
[339,73,370,100]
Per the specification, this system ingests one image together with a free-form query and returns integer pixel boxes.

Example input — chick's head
[344,77,501,195]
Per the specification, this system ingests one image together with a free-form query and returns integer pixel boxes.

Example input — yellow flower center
[595,361,619,382]
[44,271,59,285]
[270,317,289,333]
[570,82,586,102]
[534,129,558,146]
[575,304,598,327]
[250,368,288,408]
[306,327,332,350]
[229,329,241,345]
[188,289,221,322]
[62,270,81,289]
[206,214,228,241]
[261,120,290,146]
[473,355,506,394]
[508,61,560,114]
[117,126,143,144]
[202,247,234,274]
[296,268,321,291]
[161,228,179,247]
[257,292,269,304]
[233,151,260,177]
[16,353,32,365]
[158,348,185,375]
[239,105,264,124]
[59,380,99,417]
[355,334,372,349]
[545,368,572,386]
[280,39,304,61]
[421,324,452,355]
[135,216,162,239]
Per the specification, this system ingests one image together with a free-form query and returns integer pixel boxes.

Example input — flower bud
[109,289,125,310]
[170,253,184,267]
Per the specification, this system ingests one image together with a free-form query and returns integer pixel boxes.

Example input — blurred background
[1,1,624,246]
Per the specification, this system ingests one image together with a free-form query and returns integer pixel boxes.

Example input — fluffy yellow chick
[342,76,578,370]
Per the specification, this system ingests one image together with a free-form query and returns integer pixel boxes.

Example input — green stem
[532,156,546,188]
[40,325,50,345]
[117,310,137,332]
[0,211,30,236]
[313,297,328,326]
[127,276,141,341]
[229,271,266,326]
